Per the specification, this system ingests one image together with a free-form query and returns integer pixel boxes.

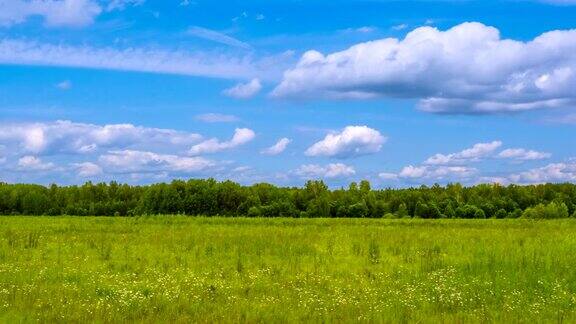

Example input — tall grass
[0,217,575,322]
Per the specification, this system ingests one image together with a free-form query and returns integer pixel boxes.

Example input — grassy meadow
[0,217,575,322]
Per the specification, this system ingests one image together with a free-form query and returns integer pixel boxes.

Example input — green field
[1,217,575,323]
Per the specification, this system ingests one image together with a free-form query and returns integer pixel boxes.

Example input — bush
[456,205,485,219]
[522,202,569,219]
[508,209,523,218]
[247,206,261,217]
[348,202,368,218]
[494,209,508,219]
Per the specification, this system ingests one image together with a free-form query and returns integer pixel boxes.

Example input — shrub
[494,209,508,219]
[384,213,397,219]
[247,206,261,217]
[456,205,485,219]
[522,202,569,219]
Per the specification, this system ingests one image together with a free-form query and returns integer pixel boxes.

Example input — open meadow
[1,216,576,322]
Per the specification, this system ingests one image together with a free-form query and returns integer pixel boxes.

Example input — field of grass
[0,217,575,322]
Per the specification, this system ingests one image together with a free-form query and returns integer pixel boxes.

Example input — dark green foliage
[0,180,575,218]
[455,204,486,219]
[494,209,508,219]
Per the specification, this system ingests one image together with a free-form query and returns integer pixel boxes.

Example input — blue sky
[0,0,575,187]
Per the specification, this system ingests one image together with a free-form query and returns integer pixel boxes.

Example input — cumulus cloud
[497,148,551,161]
[223,78,262,99]
[0,0,102,27]
[424,141,550,165]
[195,113,240,123]
[0,120,263,183]
[261,137,291,155]
[509,161,576,183]
[380,140,551,184]
[272,22,576,114]
[0,120,202,155]
[72,162,102,177]
[378,172,399,180]
[305,126,386,158]
[99,150,215,174]
[398,165,477,180]
[189,128,255,155]
[295,163,356,179]
[17,156,55,171]
[379,165,477,183]
[424,141,503,165]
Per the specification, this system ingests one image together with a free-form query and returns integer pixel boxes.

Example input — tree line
[0,179,575,219]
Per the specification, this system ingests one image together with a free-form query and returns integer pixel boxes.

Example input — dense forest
[0,179,575,218]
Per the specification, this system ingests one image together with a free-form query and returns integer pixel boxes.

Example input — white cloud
[424,141,551,165]
[392,24,408,31]
[509,161,576,183]
[261,137,291,155]
[305,126,386,158]
[17,155,55,171]
[189,128,255,155]
[357,26,376,33]
[195,113,239,123]
[379,141,551,183]
[56,80,72,90]
[72,162,102,177]
[497,148,551,161]
[398,165,427,179]
[232,11,248,22]
[0,38,262,80]
[409,165,476,180]
[0,0,102,27]
[0,120,202,155]
[105,0,144,11]
[381,165,477,181]
[295,163,356,179]
[272,22,576,114]
[187,26,251,50]
[232,166,252,173]
[424,141,503,165]
[99,150,215,174]
[223,78,262,99]
[0,120,264,183]
[342,26,376,33]
[378,172,398,180]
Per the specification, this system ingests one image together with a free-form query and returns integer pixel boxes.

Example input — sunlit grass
[0,217,575,322]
